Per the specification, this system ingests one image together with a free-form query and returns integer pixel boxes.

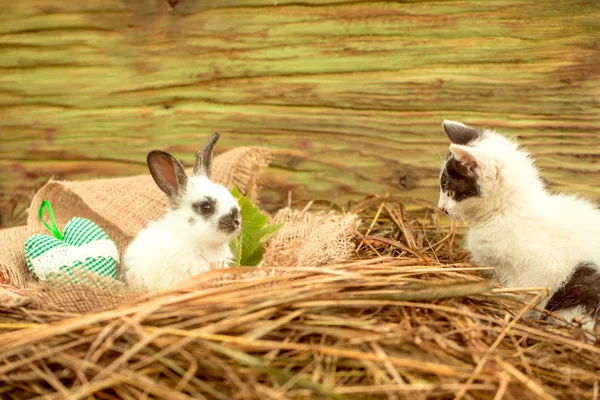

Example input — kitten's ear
[443,120,481,145]
[449,144,479,171]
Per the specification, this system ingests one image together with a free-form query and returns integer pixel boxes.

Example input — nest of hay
[1,196,599,400]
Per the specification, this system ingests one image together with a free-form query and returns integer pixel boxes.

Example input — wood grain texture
[1,0,599,227]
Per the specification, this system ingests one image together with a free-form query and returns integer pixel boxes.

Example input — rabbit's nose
[233,217,241,227]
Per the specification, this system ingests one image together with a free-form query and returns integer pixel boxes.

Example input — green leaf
[230,235,243,266]
[243,245,264,268]
[230,186,284,267]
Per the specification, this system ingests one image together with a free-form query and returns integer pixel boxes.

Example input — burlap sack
[0,273,147,313]
[0,147,271,288]
[0,206,361,314]
[0,226,31,288]
[262,207,361,268]
[0,144,364,314]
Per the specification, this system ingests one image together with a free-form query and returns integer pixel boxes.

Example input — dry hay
[0,196,599,400]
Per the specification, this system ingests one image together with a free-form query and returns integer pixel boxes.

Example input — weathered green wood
[1,0,599,227]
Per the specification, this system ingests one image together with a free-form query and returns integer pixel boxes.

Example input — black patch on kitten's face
[192,196,216,218]
[545,263,600,316]
[218,207,241,234]
[440,156,480,201]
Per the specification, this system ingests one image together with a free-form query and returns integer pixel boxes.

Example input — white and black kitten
[438,120,600,331]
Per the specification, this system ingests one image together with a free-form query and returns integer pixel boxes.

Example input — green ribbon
[39,200,63,240]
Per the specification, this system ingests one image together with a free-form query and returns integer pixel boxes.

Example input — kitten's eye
[447,189,456,199]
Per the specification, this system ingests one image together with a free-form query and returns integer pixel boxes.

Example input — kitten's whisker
[425,140,445,165]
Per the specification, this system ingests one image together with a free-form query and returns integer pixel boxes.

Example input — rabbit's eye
[193,200,215,217]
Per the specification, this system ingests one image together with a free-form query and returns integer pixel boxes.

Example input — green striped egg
[25,218,119,285]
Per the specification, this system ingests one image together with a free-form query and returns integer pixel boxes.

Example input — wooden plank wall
[1,0,599,227]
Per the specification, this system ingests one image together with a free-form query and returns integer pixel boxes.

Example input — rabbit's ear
[193,132,220,178]
[147,150,188,204]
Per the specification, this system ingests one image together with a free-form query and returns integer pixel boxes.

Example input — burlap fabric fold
[0,146,361,314]
[261,207,360,268]
[0,202,360,313]
[0,147,271,288]
[0,226,30,288]
[0,210,360,313]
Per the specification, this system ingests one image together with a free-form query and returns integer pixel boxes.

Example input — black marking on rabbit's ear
[193,132,220,178]
[443,120,481,145]
[147,150,188,206]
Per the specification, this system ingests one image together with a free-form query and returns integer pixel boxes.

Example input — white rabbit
[123,133,242,291]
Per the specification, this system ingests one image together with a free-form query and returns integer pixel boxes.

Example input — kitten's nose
[438,206,448,215]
